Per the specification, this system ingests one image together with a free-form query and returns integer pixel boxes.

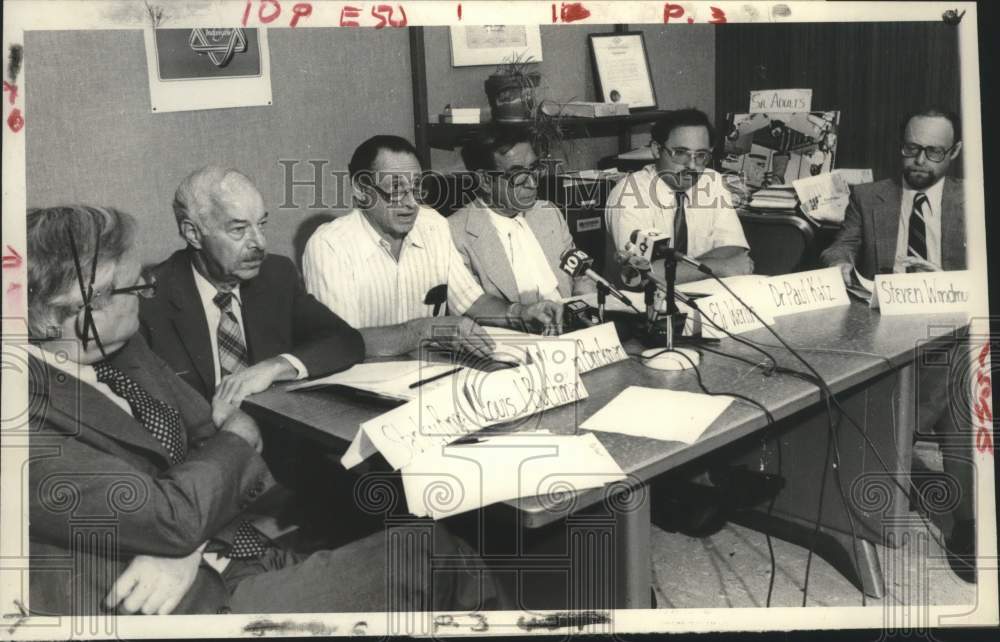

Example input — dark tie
[94,362,187,465]
[94,361,267,559]
[673,191,688,255]
[213,291,250,378]
[907,192,929,261]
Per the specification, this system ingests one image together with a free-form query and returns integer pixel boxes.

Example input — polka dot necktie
[94,362,268,559]
[94,362,187,465]
[213,291,250,378]
[907,192,929,261]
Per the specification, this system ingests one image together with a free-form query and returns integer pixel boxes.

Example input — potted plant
[484,53,541,123]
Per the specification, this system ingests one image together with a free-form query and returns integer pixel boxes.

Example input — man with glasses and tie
[822,108,966,280]
[25,205,505,615]
[139,166,364,407]
[605,108,752,284]
[448,126,596,305]
[303,135,563,358]
[822,108,974,583]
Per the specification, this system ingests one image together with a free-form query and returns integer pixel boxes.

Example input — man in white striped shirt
[304,135,563,357]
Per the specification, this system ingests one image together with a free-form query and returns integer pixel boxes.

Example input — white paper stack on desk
[286,360,464,402]
[748,185,799,210]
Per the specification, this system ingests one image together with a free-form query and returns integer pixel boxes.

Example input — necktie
[94,363,187,465]
[95,362,267,559]
[673,191,688,255]
[907,192,929,261]
[213,291,249,378]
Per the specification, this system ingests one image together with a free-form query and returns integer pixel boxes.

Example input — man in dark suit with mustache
[140,166,364,406]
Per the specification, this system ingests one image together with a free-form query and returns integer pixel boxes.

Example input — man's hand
[517,300,564,335]
[220,407,263,453]
[421,316,496,359]
[215,358,295,406]
[900,256,940,273]
[105,544,205,615]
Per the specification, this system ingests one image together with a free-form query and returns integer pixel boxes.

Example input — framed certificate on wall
[588,32,657,110]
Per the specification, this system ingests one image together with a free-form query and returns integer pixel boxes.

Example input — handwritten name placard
[344,340,588,470]
[684,290,773,338]
[766,267,850,317]
[561,322,629,373]
[872,270,974,316]
[749,89,812,113]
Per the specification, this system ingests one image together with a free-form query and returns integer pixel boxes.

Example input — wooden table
[245,302,968,608]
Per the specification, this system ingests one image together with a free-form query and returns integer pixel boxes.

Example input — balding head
[173,166,269,288]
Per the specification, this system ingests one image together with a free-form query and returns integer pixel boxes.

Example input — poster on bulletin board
[143,27,272,113]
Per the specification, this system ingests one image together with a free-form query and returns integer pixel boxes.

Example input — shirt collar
[902,177,946,216]
[355,208,426,259]
[191,262,242,310]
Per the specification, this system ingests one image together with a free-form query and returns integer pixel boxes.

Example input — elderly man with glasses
[822,108,966,280]
[303,135,563,358]
[25,205,506,615]
[447,125,596,305]
[605,108,752,285]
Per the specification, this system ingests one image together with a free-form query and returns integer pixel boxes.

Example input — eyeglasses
[67,225,154,358]
[368,180,430,205]
[501,162,544,188]
[660,146,713,166]
[900,143,954,163]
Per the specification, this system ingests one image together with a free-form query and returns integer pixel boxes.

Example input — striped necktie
[907,192,929,261]
[213,291,249,377]
[673,191,688,255]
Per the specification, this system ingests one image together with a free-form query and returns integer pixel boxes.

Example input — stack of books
[748,185,799,210]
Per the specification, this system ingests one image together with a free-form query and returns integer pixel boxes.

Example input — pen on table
[408,366,464,389]
[449,435,484,446]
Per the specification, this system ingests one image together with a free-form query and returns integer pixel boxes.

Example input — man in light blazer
[448,126,596,303]
[821,108,966,278]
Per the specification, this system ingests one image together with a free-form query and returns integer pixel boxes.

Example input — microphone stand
[595,282,608,324]
[640,250,701,370]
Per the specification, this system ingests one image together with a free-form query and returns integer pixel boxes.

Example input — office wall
[423,25,715,171]
[26,28,413,265]
[715,22,961,182]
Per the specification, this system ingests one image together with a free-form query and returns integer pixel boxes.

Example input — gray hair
[172,166,255,236]
[26,205,136,340]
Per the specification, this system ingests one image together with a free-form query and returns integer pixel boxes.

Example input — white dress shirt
[302,208,485,328]
[605,166,749,257]
[485,202,562,303]
[895,177,945,271]
[190,265,306,385]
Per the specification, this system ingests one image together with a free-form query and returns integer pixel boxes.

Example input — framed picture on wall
[143,27,272,112]
[449,26,543,66]
[588,32,657,110]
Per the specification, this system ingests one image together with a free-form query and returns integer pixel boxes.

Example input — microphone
[559,249,639,312]
[668,249,714,276]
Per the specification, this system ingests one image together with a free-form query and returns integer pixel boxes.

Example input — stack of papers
[580,386,733,445]
[286,360,463,402]
[401,432,626,519]
[748,185,799,210]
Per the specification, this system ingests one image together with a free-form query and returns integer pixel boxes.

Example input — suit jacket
[28,335,273,615]
[140,249,364,399]
[447,200,595,302]
[820,177,966,278]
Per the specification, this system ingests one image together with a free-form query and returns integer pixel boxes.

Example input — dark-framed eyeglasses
[501,162,544,188]
[367,179,431,206]
[660,146,713,166]
[900,143,954,163]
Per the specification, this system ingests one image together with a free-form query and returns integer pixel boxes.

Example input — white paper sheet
[400,432,626,518]
[580,386,732,445]
[287,360,462,401]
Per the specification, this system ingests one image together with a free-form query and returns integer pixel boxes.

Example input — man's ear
[179,219,203,250]
[649,141,662,160]
[950,141,963,160]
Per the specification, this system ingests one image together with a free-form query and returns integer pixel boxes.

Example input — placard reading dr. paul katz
[144,27,272,112]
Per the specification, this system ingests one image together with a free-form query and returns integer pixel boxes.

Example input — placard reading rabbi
[766,266,851,317]
[871,270,974,316]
